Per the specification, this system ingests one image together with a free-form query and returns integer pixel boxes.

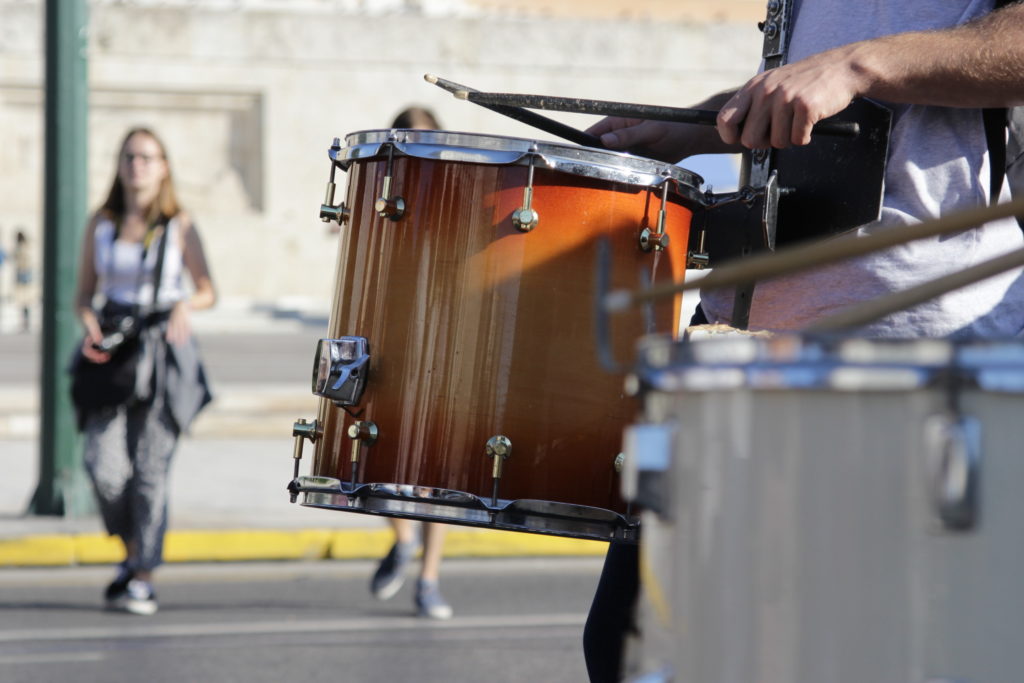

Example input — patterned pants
[83,396,179,572]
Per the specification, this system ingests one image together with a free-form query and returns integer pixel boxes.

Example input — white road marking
[0,651,106,665]
[0,613,587,644]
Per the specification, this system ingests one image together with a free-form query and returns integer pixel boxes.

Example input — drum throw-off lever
[289,418,320,503]
[485,435,512,507]
[375,142,406,220]
[347,420,378,487]
[320,138,351,226]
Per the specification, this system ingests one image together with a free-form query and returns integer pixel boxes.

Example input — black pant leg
[582,542,639,683]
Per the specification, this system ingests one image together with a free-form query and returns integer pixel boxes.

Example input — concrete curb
[0,527,608,568]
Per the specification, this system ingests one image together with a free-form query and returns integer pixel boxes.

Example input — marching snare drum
[291,130,704,541]
[624,332,1024,682]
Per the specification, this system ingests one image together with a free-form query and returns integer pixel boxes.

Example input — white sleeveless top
[699,0,1024,339]
[93,215,186,308]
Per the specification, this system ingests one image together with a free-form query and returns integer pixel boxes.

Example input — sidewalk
[0,435,607,568]
[0,299,608,567]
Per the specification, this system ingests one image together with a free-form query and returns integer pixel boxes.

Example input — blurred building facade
[0,0,762,308]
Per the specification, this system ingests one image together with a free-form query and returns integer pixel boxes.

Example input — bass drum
[625,331,1024,682]
[295,129,703,541]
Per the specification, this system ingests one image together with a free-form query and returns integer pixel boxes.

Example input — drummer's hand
[166,300,193,347]
[587,117,693,162]
[718,46,864,149]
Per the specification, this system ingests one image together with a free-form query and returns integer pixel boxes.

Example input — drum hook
[512,153,540,232]
[639,173,672,252]
[289,418,320,503]
[347,420,379,488]
[320,138,351,226]
[375,143,406,221]
[485,435,512,507]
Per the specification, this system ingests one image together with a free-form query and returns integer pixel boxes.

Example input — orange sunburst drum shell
[313,132,698,523]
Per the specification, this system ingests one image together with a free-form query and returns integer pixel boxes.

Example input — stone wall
[0,0,762,306]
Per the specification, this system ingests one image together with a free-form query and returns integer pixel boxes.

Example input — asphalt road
[0,557,602,683]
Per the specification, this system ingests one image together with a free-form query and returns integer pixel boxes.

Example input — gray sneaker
[415,579,453,620]
[370,541,416,600]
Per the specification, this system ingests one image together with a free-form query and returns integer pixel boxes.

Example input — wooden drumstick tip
[424,73,438,84]
[454,90,470,100]
[604,289,634,313]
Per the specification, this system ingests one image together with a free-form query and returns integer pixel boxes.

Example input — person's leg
[389,517,416,545]
[418,522,446,582]
[83,406,140,608]
[83,408,134,556]
[414,522,452,619]
[583,542,640,683]
[370,517,417,600]
[121,397,178,614]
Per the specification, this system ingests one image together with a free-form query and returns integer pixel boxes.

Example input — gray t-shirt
[699,0,1024,339]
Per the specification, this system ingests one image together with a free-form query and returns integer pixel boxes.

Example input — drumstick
[424,74,606,149]
[454,90,861,138]
[806,246,1024,333]
[604,196,1024,312]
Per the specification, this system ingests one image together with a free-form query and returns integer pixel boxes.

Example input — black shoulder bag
[70,218,170,419]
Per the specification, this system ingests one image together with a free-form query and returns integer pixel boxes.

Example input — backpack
[984,0,1024,227]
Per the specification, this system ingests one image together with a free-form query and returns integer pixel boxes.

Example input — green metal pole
[32,0,92,517]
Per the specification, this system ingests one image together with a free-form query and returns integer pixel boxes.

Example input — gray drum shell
[629,334,1024,683]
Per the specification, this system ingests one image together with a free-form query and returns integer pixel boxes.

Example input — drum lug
[621,422,674,518]
[925,414,981,532]
[512,155,540,232]
[639,227,670,252]
[485,435,512,507]
[375,196,405,220]
[347,420,378,487]
[289,418,320,503]
[320,201,350,225]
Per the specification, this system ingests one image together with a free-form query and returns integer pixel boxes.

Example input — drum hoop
[295,475,639,542]
[636,333,1024,394]
[334,128,706,203]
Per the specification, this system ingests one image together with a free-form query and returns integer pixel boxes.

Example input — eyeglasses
[122,152,163,164]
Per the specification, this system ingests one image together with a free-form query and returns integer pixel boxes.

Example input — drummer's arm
[718,3,1024,149]
[587,89,745,163]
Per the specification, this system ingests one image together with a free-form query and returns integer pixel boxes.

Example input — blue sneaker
[415,579,453,620]
[370,541,416,600]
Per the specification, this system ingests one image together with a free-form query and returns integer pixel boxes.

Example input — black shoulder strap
[982,0,1015,203]
[984,107,1008,203]
[149,215,171,310]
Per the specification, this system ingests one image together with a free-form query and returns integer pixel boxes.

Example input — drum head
[335,128,706,204]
